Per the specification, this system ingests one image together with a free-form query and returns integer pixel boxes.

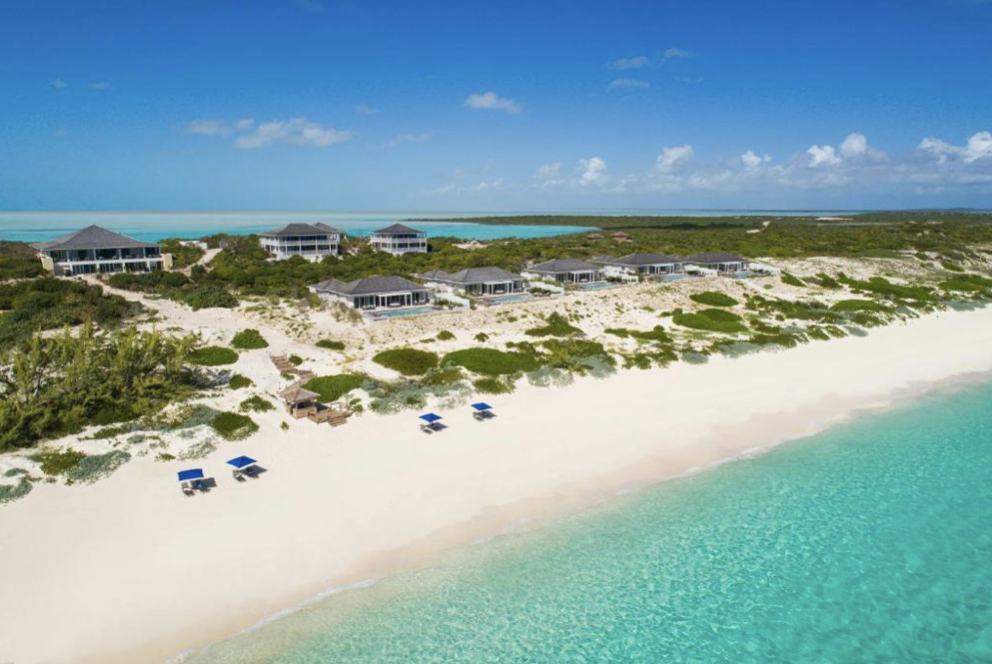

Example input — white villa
[418,267,527,296]
[595,253,683,280]
[259,223,341,261]
[31,225,171,276]
[523,258,603,284]
[310,276,432,310]
[370,224,428,255]
[684,252,748,273]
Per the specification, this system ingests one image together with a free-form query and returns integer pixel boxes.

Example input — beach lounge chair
[181,481,195,497]
[471,403,494,421]
[419,413,443,433]
[232,469,246,482]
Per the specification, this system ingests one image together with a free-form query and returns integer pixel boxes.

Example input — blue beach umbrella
[471,403,493,411]
[226,455,258,469]
[177,468,204,482]
[419,413,443,423]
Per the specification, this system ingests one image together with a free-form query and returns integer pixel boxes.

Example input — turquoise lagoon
[186,378,992,663]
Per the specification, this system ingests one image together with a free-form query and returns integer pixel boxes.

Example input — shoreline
[3,306,992,663]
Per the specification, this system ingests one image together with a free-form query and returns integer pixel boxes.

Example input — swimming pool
[661,273,690,282]
[487,294,534,304]
[578,281,615,291]
[367,307,437,320]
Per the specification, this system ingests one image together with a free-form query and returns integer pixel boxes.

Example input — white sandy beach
[2,304,992,664]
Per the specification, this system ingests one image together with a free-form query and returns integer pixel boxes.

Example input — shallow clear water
[186,380,992,664]
[0,211,590,243]
[367,307,437,319]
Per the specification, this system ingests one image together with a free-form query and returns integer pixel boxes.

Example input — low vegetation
[524,312,583,337]
[187,346,239,366]
[304,374,366,402]
[209,411,259,441]
[442,348,540,375]
[315,339,345,350]
[373,348,439,376]
[230,329,269,350]
[239,395,274,413]
[689,291,739,307]
[228,374,253,389]
[673,309,748,334]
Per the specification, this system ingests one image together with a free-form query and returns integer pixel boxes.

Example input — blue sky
[1,0,990,211]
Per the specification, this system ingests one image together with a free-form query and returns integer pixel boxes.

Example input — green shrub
[473,376,516,395]
[437,330,456,341]
[0,480,32,504]
[373,348,439,376]
[673,309,747,334]
[239,395,275,413]
[689,291,739,307]
[288,354,304,366]
[941,260,964,272]
[33,448,87,476]
[304,374,366,402]
[66,450,131,484]
[831,299,888,312]
[316,339,346,350]
[188,346,239,366]
[90,424,134,439]
[811,273,841,289]
[229,374,253,390]
[474,332,490,342]
[838,275,933,301]
[423,368,466,386]
[940,275,992,292]
[230,329,269,350]
[210,412,259,441]
[781,273,805,287]
[525,312,582,337]
[183,285,239,310]
[442,348,540,375]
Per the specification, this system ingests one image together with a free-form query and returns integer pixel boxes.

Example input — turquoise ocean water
[185,378,992,664]
[0,209,869,243]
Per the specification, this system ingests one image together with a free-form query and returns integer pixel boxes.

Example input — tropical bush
[673,309,747,334]
[0,241,45,280]
[373,348,439,376]
[831,299,888,312]
[210,411,259,441]
[230,329,269,350]
[315,339,345,350]
[442,348,540,375]
[0,325,197,451]
[689,291,739,307]
[472,376,515,395]
[436,330,456,341]
[781,273,805,287]
[188,346,238,366]
[304,374,366,402]
[0,277,141,352]
[228,374,253,390]
[525,312,582,337]
[239,395,274,413]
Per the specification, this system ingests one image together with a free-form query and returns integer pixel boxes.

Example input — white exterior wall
[260,234,339,261]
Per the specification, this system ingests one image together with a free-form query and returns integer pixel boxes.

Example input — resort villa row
[260,223,342,261]
[418,267,526,296]
[31,225,172,276]
[522,259,603,283]
[594,253,684,280]
[370,224,428,255]
[310,276,432,310]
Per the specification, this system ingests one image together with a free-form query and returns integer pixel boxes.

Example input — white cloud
[609,78,650,90]
[579,157,608,186]
[355,103,378,115]
[89,81,110,90]
[184,119,233,136]
[607,55,649,70]
[50,79,66,89]
[464,92,522,114]
[663,47,692,60]
[386,133,430,147]
[840,133,867,157]
[536,161,562,178]
[921,131,992,164]
[234,118,352,149]
[807,144,840,167]
[741,150,771,168]
[234,118,255,130]
[656,144,694,171]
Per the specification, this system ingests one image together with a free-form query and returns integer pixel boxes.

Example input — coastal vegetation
[228,374,253,389]
[304,374,366,402]
[0,278,141,352]
[373,348,439,376]
[315,339,346,350]
[688,291,739,307]
[209,411,259,441]
[673,309,748,334]
[239,395,274,413]
[187,346,239,366]
[230,329,269,350]
[0,324,198,451]
[0,241,45,280]
[524,312,583,337]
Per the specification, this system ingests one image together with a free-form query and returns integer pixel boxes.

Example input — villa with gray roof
[310,276,431,310]
[594,253,683,280]
[260,223,341,261]
[522,258,602,284]
[370,224,427,255]
[418,267,526,296]
[684,252,748,273]
[31,225,171,276]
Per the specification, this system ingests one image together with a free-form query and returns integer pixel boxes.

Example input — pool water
[578,281,615,291]
[367,307,437,319]
[487,294,534,304]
